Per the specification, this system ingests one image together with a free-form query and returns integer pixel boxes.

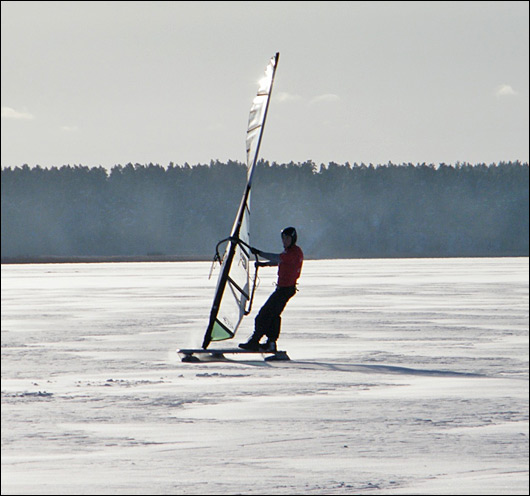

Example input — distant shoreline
[2,253,527,264]
[0,255,211,264]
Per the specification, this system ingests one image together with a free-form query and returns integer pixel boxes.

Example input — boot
[260,341,277,352]
[238,336,261,351]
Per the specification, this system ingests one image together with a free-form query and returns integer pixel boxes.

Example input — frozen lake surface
[1,258,528,494]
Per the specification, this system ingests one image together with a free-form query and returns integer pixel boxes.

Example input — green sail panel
[211,320,234,341]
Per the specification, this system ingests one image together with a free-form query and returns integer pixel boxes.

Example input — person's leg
[240,290,278,349]
[241,287,296,350]
[254,290,280,341]
[264,287,296,343]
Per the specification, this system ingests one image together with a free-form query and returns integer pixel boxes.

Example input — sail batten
[201,53,279,349]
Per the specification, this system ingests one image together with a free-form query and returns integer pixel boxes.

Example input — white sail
[202,53,279,348]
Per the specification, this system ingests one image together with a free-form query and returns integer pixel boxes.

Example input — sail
[202,52,279,349]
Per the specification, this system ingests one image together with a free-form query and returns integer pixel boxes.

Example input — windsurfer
[239,227,303,352]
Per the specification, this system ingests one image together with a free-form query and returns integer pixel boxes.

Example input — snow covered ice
[1,258,528,494]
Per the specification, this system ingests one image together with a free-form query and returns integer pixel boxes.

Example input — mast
[202,53,280,349]
[233,52,279,239]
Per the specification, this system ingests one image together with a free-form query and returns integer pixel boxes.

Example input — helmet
[281,226,297,245]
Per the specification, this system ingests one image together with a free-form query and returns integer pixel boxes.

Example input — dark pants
[253,286,296,343]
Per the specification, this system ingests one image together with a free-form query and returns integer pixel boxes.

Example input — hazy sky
[1,1,528,169]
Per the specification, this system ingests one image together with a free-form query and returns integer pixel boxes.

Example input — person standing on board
[239,227,304,352]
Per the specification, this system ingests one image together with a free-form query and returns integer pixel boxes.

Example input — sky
[1,1,528,169]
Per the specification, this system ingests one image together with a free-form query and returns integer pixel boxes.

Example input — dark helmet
[281,226,297,245]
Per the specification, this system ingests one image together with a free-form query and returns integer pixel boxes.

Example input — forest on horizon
[1,160,528,261]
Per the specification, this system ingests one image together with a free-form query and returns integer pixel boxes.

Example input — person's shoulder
[293,245,304,257]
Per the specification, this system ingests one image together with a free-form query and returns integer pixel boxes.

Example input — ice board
[177,348,290,362]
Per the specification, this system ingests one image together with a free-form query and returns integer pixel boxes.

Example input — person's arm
[257,250,281,265]
[250,247,281,266]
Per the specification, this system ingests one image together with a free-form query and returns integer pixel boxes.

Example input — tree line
[1,160,528,261]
